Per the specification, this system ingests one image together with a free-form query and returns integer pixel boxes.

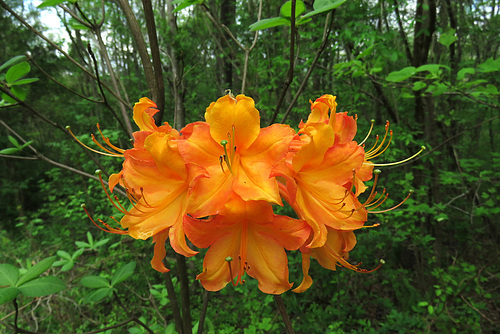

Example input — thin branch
[27,54,103,103]
[270,0,297,124]
[274,295,295,334]
[0,120,127,197]
[175,254,192,334]
[163,264,185,334]
[197,290,209,334]
[87,44,133,137]
[279,11,334,124]
[113,291,154,334]
[0,0,130,107]
[241,0,263,94]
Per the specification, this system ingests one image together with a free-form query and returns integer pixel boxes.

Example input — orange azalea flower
[177,94,295,217]
[273,96,370,249]
[97,98,206,273]
[183,195,311,294]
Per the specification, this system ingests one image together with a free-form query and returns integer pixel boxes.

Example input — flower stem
[197,290,209,334]
[274,295,295,334]
[163,259,185,334]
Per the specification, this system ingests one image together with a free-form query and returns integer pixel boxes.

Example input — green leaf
[10,78,39,86]
[415,64,444,75]
[172,0,203,13]
[16,256,56,287]
[0,55,26,72]
[280,0,306,18]
[0,147,20,155]
[83,287,113,304]
[439,29,457,47]
[418,301,429,307]
[5,62,30,84]
[21,140,33,148]
[386,67,416,82]
[412,81,427,91]
[75,241,91,248]
[38,0,67,8]
[111,262,136,287]
[0,287,20,305]
[477,58,500,73]
[81,276,111,289]
[457,67,475,80]
[302,0,348,19]
[57,250,72,260]
[87,231,94,247]
[72,248,85,259]
[1,92,17,104]
[249,17,290,31]
[8,136,21,149]
[93,238,110,248]
[18,276,66,297]
[356,44,376,60]
[61,261,75,272]
[0,264,20,286]
[11,86,28,101]
[52,260,68,267]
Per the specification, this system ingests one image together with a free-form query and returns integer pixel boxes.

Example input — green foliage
[0,257,66,305]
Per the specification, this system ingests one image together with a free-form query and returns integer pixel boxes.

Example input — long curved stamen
[97,123,125,153]
[365,121,390,159]
[366,130,393,159]
[140,187,152,208]
[366,191,389,210]
[66,126,124,157]
[367,146,426,167]
[361,223,381,229]
[91,134,120,155]
[81,204,127,235]
[362,169,381,205]
[220,140,235,175]
[370,190,413,213]
[358,119,375,146]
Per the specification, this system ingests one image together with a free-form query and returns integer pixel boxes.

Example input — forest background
[0,0,499,333]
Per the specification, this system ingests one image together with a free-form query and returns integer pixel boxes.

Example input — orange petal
[292,253,313,293]
[205,94,260,151]
[151,230,170,273]
[184,197,310,294]
[133,97,159,132]
[310,228,357,271]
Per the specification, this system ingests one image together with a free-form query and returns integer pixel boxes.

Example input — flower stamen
[358,119,375,146]
[66,125,124,157]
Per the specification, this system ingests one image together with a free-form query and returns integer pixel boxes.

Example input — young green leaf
[38,0,67,8]
[439,29,457,47]
[249,17,290,31]
[57,250,72,260]
[81,276,111,289]
[16,256,56,287]
[10,78,39,86]
[386,67,416,82]
[302,0,348,19]
[5,62,30,84]
[18,276,66,297]
[280,0,306,18]
[111,262,136,287]
[0,147,21,155]
[8,136,21,149]
[0,287,20,305]
[0,55,26,72]
[75,241,91,248]
[0,264,20,287]
[83,287,113,304]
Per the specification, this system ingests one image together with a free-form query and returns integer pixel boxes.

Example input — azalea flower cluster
[82,93,402,295]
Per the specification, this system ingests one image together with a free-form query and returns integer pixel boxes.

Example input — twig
[0,120,127,197]
[175,254,192,334]
[113,291,154,334]
[460,294,495,325]
[241,0,263,94]
[270,0,297,124]
[86,44,132,137]
[274,295,295,334]
[279,11,335,124]
[163,266,185,334]
[197,290,209,334]
[0,0,130,107]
